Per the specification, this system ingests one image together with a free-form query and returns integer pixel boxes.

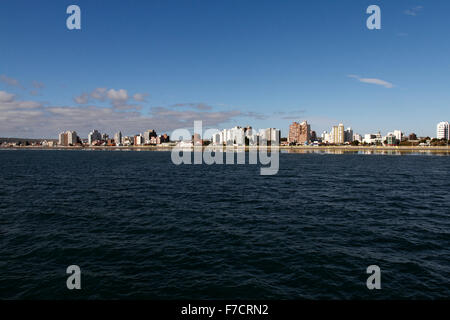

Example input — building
[144,129,157,144]
[114,131,122,145]
[122,136,133,146]
[363,132,382,144]
[393,130,403,141]
[288,121,310,145]
[88,130,102,145]
[437,121,449,139]
[260,128,281,145]
[58,132,68,146]
[193,133,202,146]
[212,132,222,145]
[353,133,362,142]
[221,126,245,145]
[385,130,402,142]
[58,130,78,146]
[159,134,170,144]
[331,123,345,144]
[67,131,78,145]
[322,131,332,143]
[344,127,353,143]
[243,126,256,145]
[385,134,399,146]
[134,134,144,145]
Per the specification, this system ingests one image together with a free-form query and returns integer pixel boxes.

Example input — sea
[1,150,449,299]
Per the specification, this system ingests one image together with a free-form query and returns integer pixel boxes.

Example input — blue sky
[1,0,449,138]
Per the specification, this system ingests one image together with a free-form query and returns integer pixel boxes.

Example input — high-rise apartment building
[58,132,68,146]
[58,130,78,146]
[331,123,345,144]
[344,127,353,143]
[67,131,78,145]
[88,129,102,145]
[288,121,310,145]
[134,134,144,145]
[437,121,449,139]
[260,128,280,144]
[114,131,122,145]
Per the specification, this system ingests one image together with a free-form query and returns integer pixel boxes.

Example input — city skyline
[1,1,450,138]
[8,118,446,147]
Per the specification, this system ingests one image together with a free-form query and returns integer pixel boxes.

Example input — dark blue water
[1,150,449,299]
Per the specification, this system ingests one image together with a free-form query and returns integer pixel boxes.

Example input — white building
[67,131,78,145]
[393,130,403,141]
[114,131,122,145]
[221,126,245,145]
[321,131,332,143]
[353,133,362,142]
[134,134,144,145]
[385,130,403,142]
[259,128,280,144]
[212,132,223,145]
[58,132,65,145]
[212,126,279,146]
[330,123,345,144]
[437,121,449,139]
[270,128,281,144]
[363,133,382,144]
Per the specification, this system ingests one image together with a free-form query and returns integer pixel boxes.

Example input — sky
[1,0,449,139]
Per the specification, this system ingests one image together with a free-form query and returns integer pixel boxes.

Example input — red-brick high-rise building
[288,121,311,145]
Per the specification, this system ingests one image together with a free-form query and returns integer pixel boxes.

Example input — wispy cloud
[0,74,24,89]
[170,103,214,111]
[274,110,306,120]
[404,6,423,16]
[133,93,148,102]
[348,75,394,89]
[32,81,45,89]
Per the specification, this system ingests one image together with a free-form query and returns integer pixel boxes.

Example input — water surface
[1,150,449,299]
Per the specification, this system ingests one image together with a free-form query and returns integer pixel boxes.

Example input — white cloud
[90,87,108,100]
[0,89,249,138]
[133,93,148,102]
[107,89,128,102]
[74,92,89,104]
[0,91,15,103]
[348,75,394,89]
[74,88,149,109]
[404,6,423,16]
